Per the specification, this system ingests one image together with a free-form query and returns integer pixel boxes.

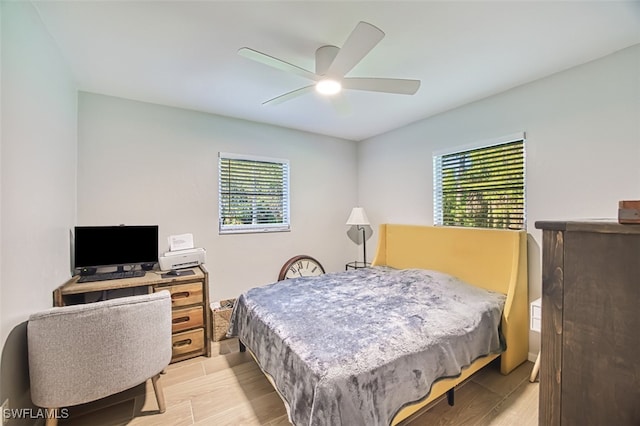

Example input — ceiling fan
[238,21,421,106]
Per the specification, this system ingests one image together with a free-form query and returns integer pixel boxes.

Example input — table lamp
[346,207,370,264]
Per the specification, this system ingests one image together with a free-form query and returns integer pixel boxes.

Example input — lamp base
[345,261,371,270]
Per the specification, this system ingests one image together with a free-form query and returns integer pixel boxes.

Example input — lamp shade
[346,207,370,226]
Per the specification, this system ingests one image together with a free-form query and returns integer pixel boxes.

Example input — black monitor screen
[74,225,159,269]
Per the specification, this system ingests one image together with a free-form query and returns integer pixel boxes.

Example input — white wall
[0,0,77,405]
[358,44,640,358]
[0,0,4,368]
[77,93,358,301]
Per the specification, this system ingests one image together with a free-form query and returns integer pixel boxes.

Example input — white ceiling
[33,1,640,141]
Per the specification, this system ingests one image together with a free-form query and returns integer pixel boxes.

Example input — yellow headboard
[372,224,528,374]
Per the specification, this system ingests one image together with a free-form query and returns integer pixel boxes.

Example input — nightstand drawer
[159,282,203,308]
[171,306,204,333]
[172,328,205,358]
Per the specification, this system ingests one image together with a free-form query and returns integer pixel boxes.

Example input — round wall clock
[278,255,325,281]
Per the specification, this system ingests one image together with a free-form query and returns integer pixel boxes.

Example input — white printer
[159,247,206,270]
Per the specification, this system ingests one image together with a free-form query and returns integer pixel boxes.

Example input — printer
[159,247,206,270]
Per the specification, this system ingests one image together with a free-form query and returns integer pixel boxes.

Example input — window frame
[218,152,290,235]
[433,132,526,230]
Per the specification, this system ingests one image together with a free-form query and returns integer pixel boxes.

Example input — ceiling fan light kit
[316,79,342,95]
[238,21,421,106]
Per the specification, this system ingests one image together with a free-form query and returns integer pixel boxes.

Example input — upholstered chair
[27,291,172,426]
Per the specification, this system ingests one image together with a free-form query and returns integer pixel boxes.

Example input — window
[218,153,290,234]
[433,134,525,230]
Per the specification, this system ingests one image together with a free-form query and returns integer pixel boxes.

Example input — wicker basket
[212,299,235,341]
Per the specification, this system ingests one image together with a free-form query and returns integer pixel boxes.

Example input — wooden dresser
[54,265,211,363]
[535,221,640,426]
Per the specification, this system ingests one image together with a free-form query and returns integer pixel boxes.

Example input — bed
[228,224,528,425]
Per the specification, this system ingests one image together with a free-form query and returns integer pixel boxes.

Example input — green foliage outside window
[435,140,525,230]
[219,154,290,233]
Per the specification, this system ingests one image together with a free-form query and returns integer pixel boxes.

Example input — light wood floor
[59,338,538,426]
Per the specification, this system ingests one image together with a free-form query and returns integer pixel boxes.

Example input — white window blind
[218,153,290,234]
[433,135,525,230]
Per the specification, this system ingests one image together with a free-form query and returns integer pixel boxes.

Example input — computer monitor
[74,225,159,273]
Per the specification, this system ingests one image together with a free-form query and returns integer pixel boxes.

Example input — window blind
[434,138,525,230]
[219,153,290,234]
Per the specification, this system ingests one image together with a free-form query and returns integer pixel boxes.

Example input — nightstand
[529,297,541,382]
[345,261,370,271]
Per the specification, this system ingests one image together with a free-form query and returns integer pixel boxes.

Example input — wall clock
[278,255,325,281]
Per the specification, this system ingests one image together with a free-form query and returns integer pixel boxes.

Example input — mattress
[228,266,506,426]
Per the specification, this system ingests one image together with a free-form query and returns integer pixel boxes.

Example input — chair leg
[151,372,167,413]
[530,350,541,383]
[45,408,59,426]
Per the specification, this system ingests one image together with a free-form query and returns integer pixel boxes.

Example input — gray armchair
[27,291,172,426]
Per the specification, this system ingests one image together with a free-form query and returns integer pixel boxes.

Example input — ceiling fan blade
[342,77,421,95]
[326,21,385,78]
[238,47,318,81]
[262,85,315,106]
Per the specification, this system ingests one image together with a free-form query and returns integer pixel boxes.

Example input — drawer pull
[173,316,191,324]
[171,291,190,301]
[173,339,192,348]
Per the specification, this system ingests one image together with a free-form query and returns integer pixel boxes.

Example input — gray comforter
[228,266,506,426]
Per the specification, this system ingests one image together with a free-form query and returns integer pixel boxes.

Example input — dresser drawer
[172,328,205,358]
[171,306,204,333]
[158,282,203,308]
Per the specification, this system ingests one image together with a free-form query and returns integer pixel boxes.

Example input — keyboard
[77,270,145,283]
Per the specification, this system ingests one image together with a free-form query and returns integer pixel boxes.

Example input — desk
[345,261,370,270]
[53,265,211,363]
